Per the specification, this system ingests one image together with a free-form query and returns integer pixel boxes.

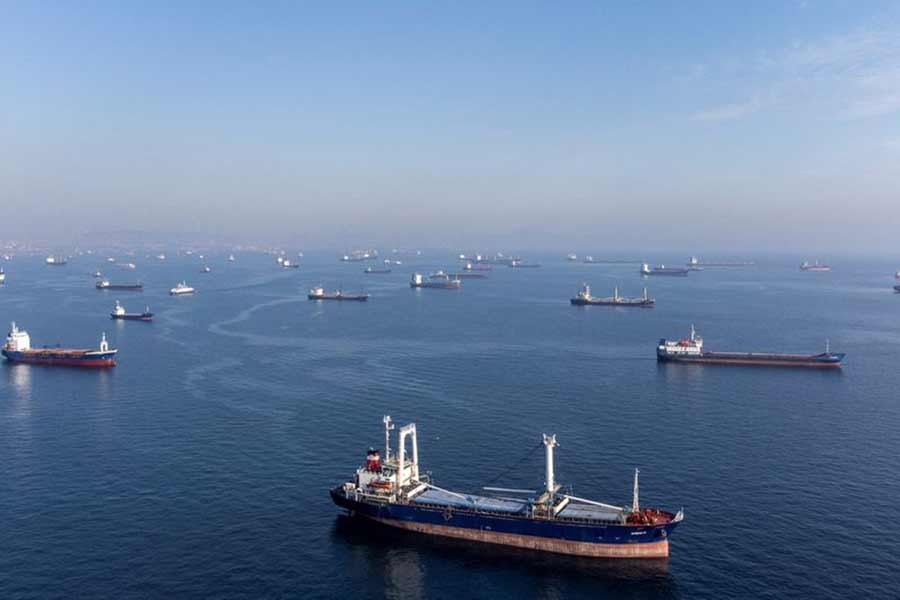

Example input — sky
[2,1,900,253]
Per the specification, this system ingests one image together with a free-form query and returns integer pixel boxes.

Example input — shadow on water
[331,515,680,598]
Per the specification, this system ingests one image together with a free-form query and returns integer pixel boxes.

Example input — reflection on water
[331,516,677,597]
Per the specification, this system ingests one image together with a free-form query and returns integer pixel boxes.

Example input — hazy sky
[3,2,900,252]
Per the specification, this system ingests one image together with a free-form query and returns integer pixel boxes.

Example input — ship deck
[410,489,528,514]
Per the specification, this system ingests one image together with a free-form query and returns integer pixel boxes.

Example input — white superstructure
[112,301,126,317]
[657,325,703,357]
[5,322,31,351]
[170,281,195,295]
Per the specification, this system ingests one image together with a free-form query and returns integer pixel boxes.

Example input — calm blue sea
[1,252,899,599]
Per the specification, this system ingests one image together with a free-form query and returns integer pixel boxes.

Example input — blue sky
[2,2,899,251]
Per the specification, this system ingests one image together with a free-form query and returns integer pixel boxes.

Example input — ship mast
[383,415,394,461]
[632,468,640,513]
[543,434,558,496]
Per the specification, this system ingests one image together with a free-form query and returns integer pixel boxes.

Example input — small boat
[308,286,369,301]
[567,253,578,261]
[571,283,654,307]
[96,280,143,291]
[0,269,5,283]
[800,260,831,272]
[410,273,461,289]
[641,263,689,277]
[45,256,67,266]
[201,266,211,273]
[280,259,300,268]
[110,301,153,321]
[170,281,195,295]
[228,254,236,262]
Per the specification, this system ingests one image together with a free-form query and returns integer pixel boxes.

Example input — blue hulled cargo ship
[331,417,683,558]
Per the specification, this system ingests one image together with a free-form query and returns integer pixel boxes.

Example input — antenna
[383,415,394,461]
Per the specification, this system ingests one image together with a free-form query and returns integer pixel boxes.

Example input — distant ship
[463,262,491,272]
[228,254,236,262]
[0,269,5,284]
[583,256,595,263]
[410,273,461,289]
[657,326,844,368]
[156,254,167,261]
[331,416,683,558]
[688,256,754,268]
[800,261,831,272]
[641,263,689,277]
[96,280,143,291]
[2,323,117,367]
[280,259,300,269]
[110,301,153,321]
[567,253,578,261]
[170,281,195,295]
[364,266,392,274]
[308,286,369,301]
[509,260,541,268]
[201,266,211,273]
[45,256,67,266]
[117,262,137,270]
[571,283,654,307]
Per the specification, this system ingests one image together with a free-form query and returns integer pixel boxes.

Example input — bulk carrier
[640,263,688,277]
[2,323,117,367]
[570,283,654,307]
[657,326,844,368]
[331,417,683,558]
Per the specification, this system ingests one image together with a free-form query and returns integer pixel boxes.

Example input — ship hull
[330,489,676,559]
[571,299,653,307]
[411,283,460,289]
[308,295,368,301]
[2,349,116,367]
[97,285,143,291]
[657,352,842,368]
[642,271,688,277]
[111,314,153,321]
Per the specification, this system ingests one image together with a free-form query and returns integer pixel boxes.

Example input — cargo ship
[688,256,754,269]
[45,256,67,266]
[641,263,689,277]
[96,280,143,291]
[364,266,392,274]
[2,323,117,367]
[509,260,541,268]
[800,260,831,272]
[110,301,153,321]
[308,286,369,301]
[410,273,461,289]
[657,326,844,368]
[331,417,683,558]
[571,283,654,307]
[463,262,491,272]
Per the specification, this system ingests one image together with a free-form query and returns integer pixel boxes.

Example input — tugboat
[410,273,461,289]
[2,323,117,367]
[800,260,831,272]
[96,280,143,291]
[641,263,689,277]
[169,281,195,295]
[331,416,683,558]
[110,301,153,321]
[571,283,654,307]
[308,286,369,301]
[657,326,844,368]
